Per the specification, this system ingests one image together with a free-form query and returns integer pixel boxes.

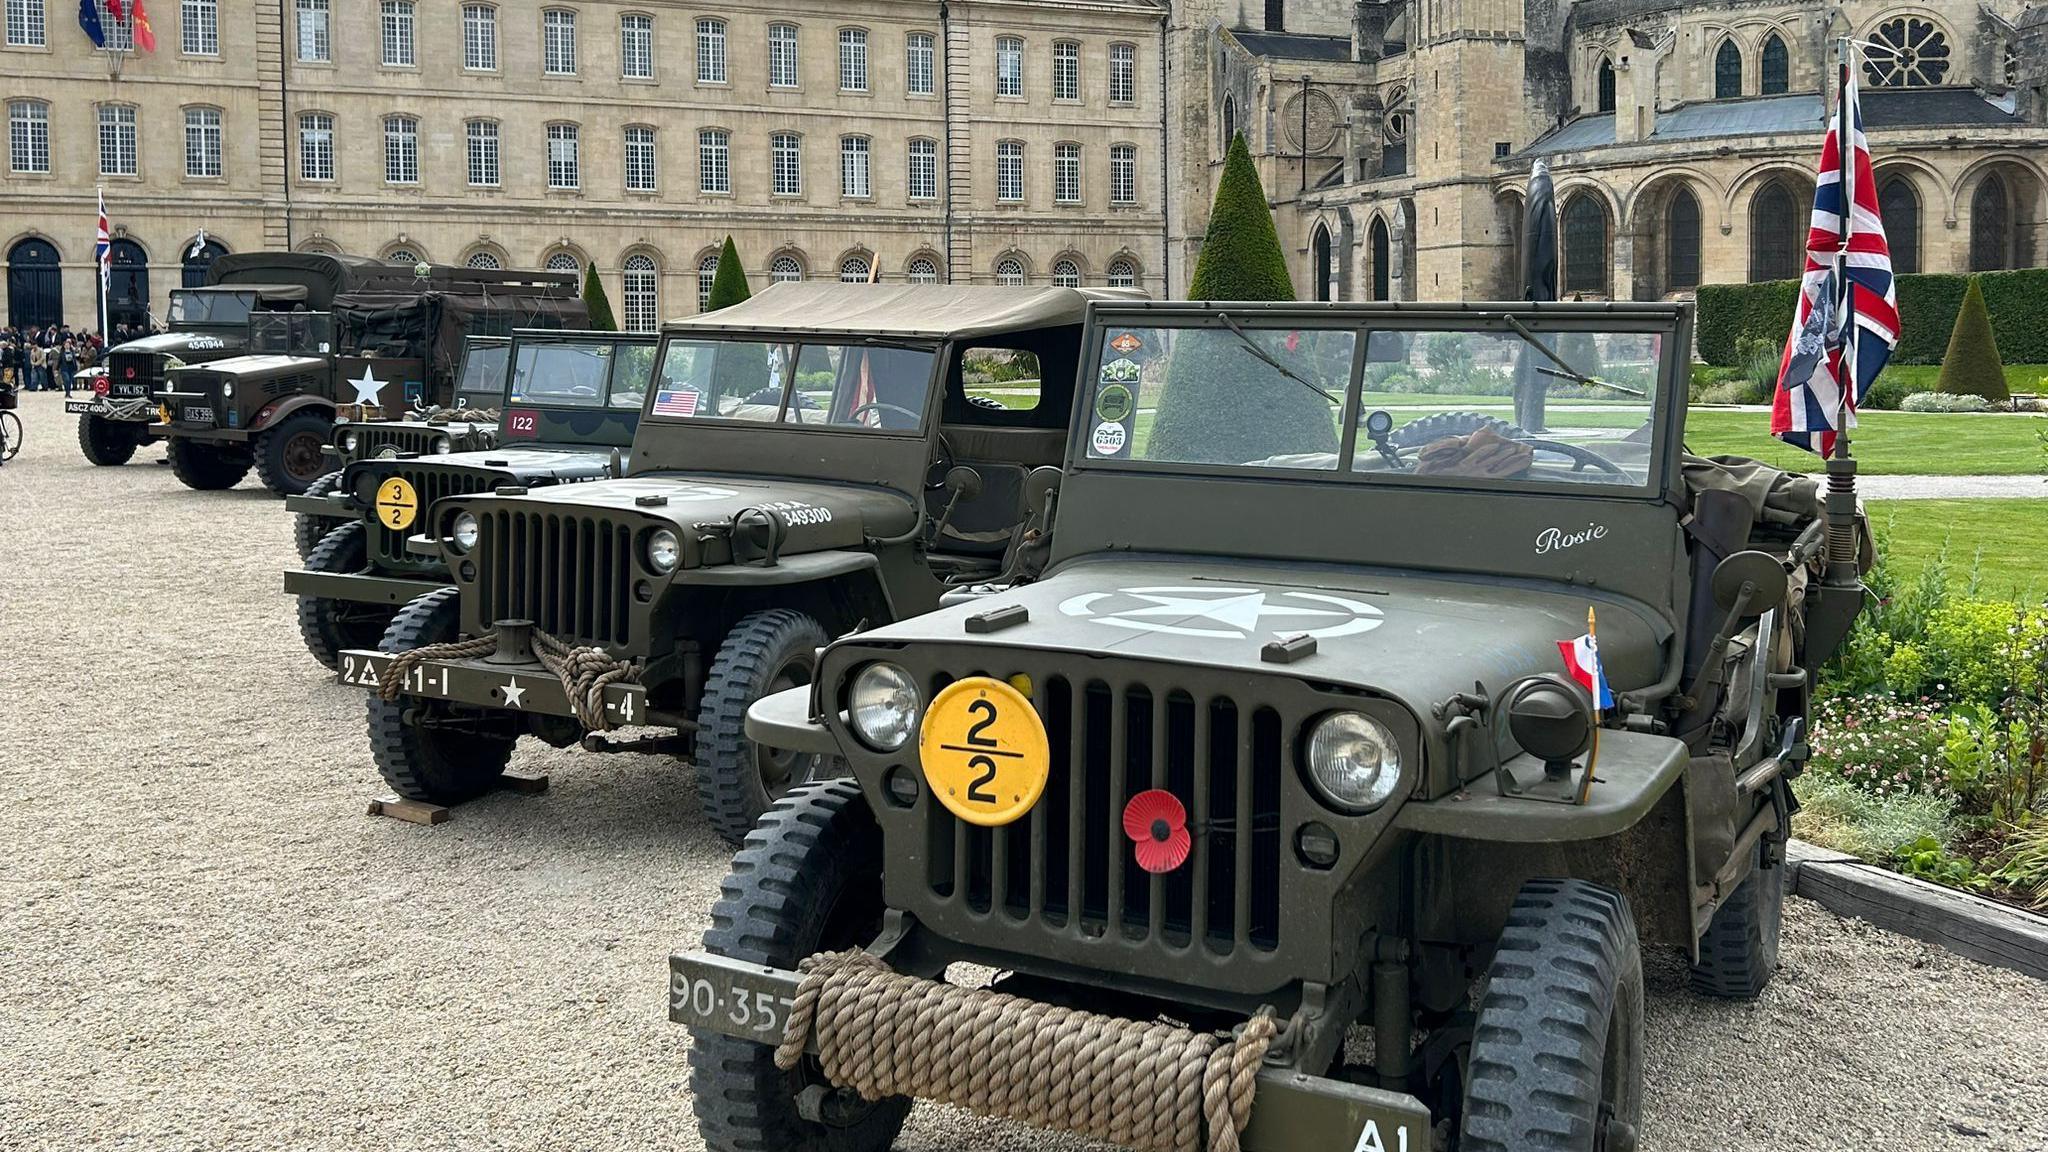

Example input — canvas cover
[666,283,1144,341]
[207,252,386,309]
[335,291,589,383]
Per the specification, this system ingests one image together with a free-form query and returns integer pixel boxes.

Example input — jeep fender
[672,551,898,639]
[249,394,335,434]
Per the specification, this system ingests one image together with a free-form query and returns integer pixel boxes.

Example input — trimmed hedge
[706,236,752,312]
[581,263,617,332]
[1936,277,2009,401]
[1697,267,2048,367]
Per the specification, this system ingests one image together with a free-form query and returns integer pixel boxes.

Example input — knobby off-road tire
[1388,411,1525,450]
[1689,842,1785,999]
[292,470,349,560]
[254,411,333,497]
[77,414,140,466]
[366,587,518,805]
[296,522,399,671]
[695,609,836,846]
[166,437,253,491]
[1461,878,1645,1152]
[691,780,911,1152]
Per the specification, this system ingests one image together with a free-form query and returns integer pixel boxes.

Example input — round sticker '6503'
[917,677,1050,827]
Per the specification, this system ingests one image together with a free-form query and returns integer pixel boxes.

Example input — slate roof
[1231,30,1354,62]
[1520,88,2022,156]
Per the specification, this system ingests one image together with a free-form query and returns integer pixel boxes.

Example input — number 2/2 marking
[965,699,999,746]
[963,699,1001,802]
[965,755,999,803]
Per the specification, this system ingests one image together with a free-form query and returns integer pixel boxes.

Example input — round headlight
[341,430,359,452]
[432,436,453,455]
[219,380,235,398]
[451,512,480,552]
[1304,712,1402,813]
[849,662,920,752]
[646,528,680,574]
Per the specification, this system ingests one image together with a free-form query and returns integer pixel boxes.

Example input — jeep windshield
[647,338,936,432]
[167,290,257,327]
[1081,313,1671,496]
[508,339,649,410]
[453,342,511,407]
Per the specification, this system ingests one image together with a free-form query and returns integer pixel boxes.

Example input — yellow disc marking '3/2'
[918,676,1050,827]
[375,476,420,531]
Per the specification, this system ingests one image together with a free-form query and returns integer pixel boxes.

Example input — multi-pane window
[1109,143,1136,204]
[839,28,867,91]
[9,101,49,173]
[906,257,939,284]
[545,252,579,272]
[1109,43,1136,103]
[182,0,218,55]
[839,255,871,284]
[462,4,496,69]
[542,8,576,75]
[101,2,132,50]
[770,256,803,283]
[620,14,652,79]
[295,0,329,61]
[624,125,656,191]
[1051,259,1080,288]
[384,115,418,183]
[698,128,729,194]
[547,122,579,189]
[840,135,870,198]
[996,36,1022,97]
[996,140,1023,201]
[466,119,499,185]
[697,254,719,310]
[298,112,333,180]
[1054,143,1081,203]
[388,249,421,267]
[906,32,935,95]
[768,23,798,87]
[98,105,137,175]
[466,251,501,270]
[771,132,802,196]
[1052,41,1079,101]
[6,0,46,47]
[184,107,222,177]
[380,1,413,65]
[907,137,937,201]
[995,257,1025,287]
[1106,259,1136,288]
[696,18,725,83]
[622,254,658,331]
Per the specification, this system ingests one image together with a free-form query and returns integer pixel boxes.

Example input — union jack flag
[95,189,111,294]
[1770,58,1898,456]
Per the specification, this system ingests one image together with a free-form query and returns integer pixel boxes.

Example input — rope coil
[774,950,1276,1152]
[424,407,500,426]
[376,626,642,731]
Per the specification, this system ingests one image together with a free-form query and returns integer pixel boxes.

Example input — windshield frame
[640,330,945,439]
[504,334,652,411]
[1068,302,1687,504]
[167,289,259,327]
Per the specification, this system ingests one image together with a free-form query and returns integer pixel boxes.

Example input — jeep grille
[475,509,633,648]
[108,352,156,398]
[354,424,444,460]
[369,467,499,570]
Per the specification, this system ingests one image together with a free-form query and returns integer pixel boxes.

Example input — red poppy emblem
[1122,789,1191,875]
[93,377,110,397]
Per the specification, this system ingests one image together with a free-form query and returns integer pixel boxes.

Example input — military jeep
[284,330,654,669]
[673,300,1868,1152]
[337,283,1134,840]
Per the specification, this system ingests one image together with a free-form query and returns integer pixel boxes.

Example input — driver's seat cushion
[935,463,1028,557]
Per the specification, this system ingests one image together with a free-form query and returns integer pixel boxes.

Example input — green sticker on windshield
[1095,382,1134,424]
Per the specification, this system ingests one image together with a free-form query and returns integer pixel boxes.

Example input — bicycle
[0,399,21,465]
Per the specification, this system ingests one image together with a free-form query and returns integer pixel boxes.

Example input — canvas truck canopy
[208,252,387,309]
[665,282,1145,342]
[335,290,588,381]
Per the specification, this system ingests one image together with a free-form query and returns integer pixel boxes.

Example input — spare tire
[1388,411,1525,450]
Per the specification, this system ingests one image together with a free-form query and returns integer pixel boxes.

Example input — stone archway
[6,237,62,329]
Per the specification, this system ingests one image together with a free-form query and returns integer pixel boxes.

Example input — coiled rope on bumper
[773,949,1276,1152]
[376,628,642,732]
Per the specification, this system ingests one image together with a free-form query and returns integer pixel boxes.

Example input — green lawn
[1681,410,2046,476]
[1868,499,2048,602]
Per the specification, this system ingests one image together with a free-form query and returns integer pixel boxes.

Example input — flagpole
[1576,605,1601,805]
[1825,39,1865,589]
[97,187,109,343]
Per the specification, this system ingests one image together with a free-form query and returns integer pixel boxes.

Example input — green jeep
[285,330,656,669]
[673,300,1869,1152]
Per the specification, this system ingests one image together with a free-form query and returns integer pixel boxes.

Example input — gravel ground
[2,390,2044,1152]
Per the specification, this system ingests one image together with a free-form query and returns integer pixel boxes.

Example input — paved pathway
[1859,475,2048,499]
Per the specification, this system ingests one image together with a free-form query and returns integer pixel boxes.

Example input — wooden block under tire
[365,774,549,824]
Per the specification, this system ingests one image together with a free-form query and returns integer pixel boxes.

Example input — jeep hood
[348,445,614,487]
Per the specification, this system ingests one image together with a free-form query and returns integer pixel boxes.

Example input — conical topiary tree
[1935,276,2009,402]
[581,263,618,332]
[1147,133,1338,463]
[706,236,752,312]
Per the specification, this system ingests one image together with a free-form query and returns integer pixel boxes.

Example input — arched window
[6,237,62,329]
[1369,217,1391,301]
[1714,39,1743,98]
[1971,174,2012,271]
[1106,259,1137,288]
[697,253,720,311]
[623,253,658,330]
[1760,34,1789,95]
[182,238,228,289]
[465,251,501,270]
[1311,224,1333,301]
[1866,17,1950,87]
[1381,88,1409,176]
[1749,180,1803,281]
[387,249,421,268]
[1562,194,1609,295]
[100,237,151,331]
[907,256,940,284]
[839,254,871,283]
[770,255,804,283]
[1879,177,1920,275]
[544,252,580,273]
[1666,186,1701,291]
[1050,259,1080,288]
[1222,95,1237,149]
[1597,57,1616,113]
[995,257,1027,287]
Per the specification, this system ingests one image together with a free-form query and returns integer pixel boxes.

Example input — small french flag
[1557,632,1615,712]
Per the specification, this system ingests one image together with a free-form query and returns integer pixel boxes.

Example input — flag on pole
[189,228,208,260]
[95,190,112,293]
[129,0,154,51]
[77,0,106,47]
[1770,55,1898,456]
[1557,628,1615,711]
[105,0,124,19]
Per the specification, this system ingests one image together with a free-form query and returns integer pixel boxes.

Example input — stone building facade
[2,0,1176,331]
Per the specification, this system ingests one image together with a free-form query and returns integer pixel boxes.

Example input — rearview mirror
[1711,551,1788,618]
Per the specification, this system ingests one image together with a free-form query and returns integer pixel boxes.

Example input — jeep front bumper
[667,949,1433,1152]
[337,646,650,727]
[284,491,351,517]
[286,568,447,607]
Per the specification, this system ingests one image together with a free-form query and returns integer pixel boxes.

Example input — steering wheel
[849,401,922,428]
[1520,437,1626,475]
[925,431,956,491]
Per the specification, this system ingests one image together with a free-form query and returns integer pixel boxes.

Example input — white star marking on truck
[349,366,387,406]
[500,680,527,708]
[1058,586,1384,640]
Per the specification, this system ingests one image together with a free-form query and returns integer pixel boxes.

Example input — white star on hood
[349,365,388,406]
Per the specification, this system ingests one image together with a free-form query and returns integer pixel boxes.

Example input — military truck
[336,283,1133,841]
[154,263,583,496]
[285,329,655,669]
[65,252,389,465]
[671,300,1869,1152]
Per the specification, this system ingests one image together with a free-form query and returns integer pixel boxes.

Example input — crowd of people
[0,324,138,395]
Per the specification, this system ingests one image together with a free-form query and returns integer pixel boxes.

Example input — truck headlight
[646,528,680,573]
[432,436,453,455]
[849,662,920,752]
[219,380,235,398]
[451,512,480,552]
[340,430,359,452]
[1303,712,1401,813]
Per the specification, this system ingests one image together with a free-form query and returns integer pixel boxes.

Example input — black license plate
[112,383,149,398]
[182,406,214,423]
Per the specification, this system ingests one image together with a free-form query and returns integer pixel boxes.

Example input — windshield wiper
[1217,312,1342,406]
[1503,316,1646,399]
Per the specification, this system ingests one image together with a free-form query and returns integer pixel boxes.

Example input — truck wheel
[254,411,334,497]
[695,609,837,846]
[166,437,253,490]
[77,414,140,466]
[1461,879,1644,1152]
[366,587,519,805]
[691,780,911,1152]
[1388,411,1525,450]
[1688,842,1784,999]
[296,522,398,671]
[293,470,349,561]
